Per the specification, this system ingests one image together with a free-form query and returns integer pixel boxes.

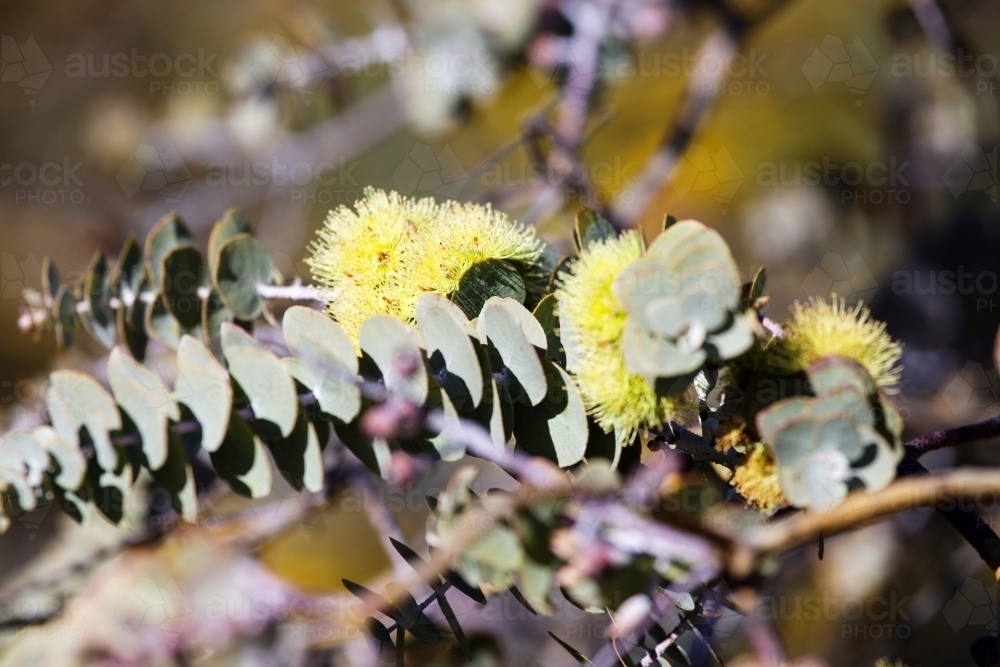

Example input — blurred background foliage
[0,0,998,665]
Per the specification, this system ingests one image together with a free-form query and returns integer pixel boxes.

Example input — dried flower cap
[767,297,903,394]
[556,231,697,447]
[306,188,545,339]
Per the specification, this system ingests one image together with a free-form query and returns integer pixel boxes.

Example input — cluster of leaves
[3,199,913,667]
[21,209,275,358]
[611,217,756,381]
[350,462,728,667]
[754,357,904,511]
[1,212,607,531]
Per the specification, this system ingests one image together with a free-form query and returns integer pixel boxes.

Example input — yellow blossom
[730,441,787,514]
[306,188,545,339]
[768,296,903,394]
[555,232,697,447]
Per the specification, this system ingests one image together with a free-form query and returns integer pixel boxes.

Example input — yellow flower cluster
[715,424,787,513]
[307,188,545,339]
[768,297,903,393]
[555,232,696,447]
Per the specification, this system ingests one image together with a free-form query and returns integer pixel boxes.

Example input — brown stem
[906,415,1000,457]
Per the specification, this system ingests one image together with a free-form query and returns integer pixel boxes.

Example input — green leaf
[46,370,121,471]
[31,425,85,490]
[282,306,360,421]
[213,233,272,320]
[107,348,180,470]
[704,312,756,361]
[416,294,483,408]
[365,617,396,666]
[359,315,428,404]
[41,257,60,303]
[446,572,486,605]
[532,294,565,365]
[452,259,526,320]
[519,558,555,615]
[208,208,252,271]
[343,579,394,612]
[435,591,471,659]
[210,411,273,498]
[149,430,199,522]
[175,335,232,453]
[145,293,189,350]
[466,525,524,573]
[657,588,695,612]
[85,454,131,525]
[509,585,538,615]
[806,356,875,398]
[747,266,767,304]
[115,295,148,361]
[385,582,442,642]
[333,415,390,479]
[512,360,587,467]
[621,318,705,378]
[264,407,324,492]
[80,252,115,348]
[477,298,547,406]
[547,632,594,665]
[160,244,206,329]
[424,377,464,461]
[574,209,616,252]
[202,288,234,358]
[144,212,192,287]
[221,323,298,438]
[52,284,76,352]
[110,235,145,300]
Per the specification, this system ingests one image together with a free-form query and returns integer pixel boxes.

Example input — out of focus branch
[741,467,1000,563]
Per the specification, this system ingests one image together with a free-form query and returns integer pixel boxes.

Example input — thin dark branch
[905,415,1000,457]
[899,454,1000,574]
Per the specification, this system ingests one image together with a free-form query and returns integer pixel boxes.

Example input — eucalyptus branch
[71,281,336,317]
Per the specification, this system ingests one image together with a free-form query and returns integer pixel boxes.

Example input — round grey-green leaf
[359,315,428,404]
[282,307,360,420]
[221,323,298,437]
[176,335,232,452]
[452,258,526,320]
[208,208,252,271]
[160,244,206,329]
[108,347,180,470]
[477,298,547,406]
[416,294,483,408]
[46,370,122,471]
[144,212,193,287]
[213,233,273,320]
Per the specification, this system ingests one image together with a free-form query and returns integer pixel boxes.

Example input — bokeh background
[0,0,998,665]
